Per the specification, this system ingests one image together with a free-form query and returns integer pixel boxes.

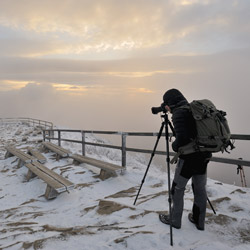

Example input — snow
[0,122,250,250]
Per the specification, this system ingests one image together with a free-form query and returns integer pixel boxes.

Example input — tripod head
[160,112,176,137]
[161,112,168,118]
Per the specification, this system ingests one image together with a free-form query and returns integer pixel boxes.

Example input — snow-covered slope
[0,122,249,250]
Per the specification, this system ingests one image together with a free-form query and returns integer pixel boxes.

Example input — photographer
[156,89,211,231]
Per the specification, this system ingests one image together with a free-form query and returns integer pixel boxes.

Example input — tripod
[133,112,174,246]
[237,159,247,187]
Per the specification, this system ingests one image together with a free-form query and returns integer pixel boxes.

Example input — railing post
[82,131,86,156]
[58,131,61,146]
[48,130,51,142]
[43,130,46,141]
[122,133,127,168]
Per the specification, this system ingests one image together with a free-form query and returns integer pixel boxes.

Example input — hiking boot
[159,214,181,229]
[188,213,204,231]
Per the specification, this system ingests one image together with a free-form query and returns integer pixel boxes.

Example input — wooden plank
[42,142,69,157]
[27,147,47,164]
[42,141,71,156]
[5,146,35,163]
[43,142,71,155]
[25,163,66,192]
[70,154,123,173]
[51,143,71,154]
[31,161,74,190]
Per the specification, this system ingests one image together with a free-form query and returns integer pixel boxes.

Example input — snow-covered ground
[0,122,250,250]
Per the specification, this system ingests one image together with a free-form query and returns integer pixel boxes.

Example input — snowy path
[0,122,250,250]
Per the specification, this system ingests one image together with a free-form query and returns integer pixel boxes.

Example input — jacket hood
[163,89,188,110]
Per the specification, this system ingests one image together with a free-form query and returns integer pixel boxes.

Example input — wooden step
[27,147,47,164]
[5,146,36,165]
[25,161,74,199]
[70,154,124,173]
[42,141,71,158]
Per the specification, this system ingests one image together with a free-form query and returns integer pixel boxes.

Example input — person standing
[159,89,212,230]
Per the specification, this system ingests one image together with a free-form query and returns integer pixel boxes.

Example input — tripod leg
[240,169,244,187]
[207,197,216,215]
[242,168,247,187]
[163,113,173,246]
[133,121,165,205]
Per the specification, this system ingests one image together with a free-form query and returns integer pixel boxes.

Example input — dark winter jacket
[163,89,195,152]
[171,105,196,152]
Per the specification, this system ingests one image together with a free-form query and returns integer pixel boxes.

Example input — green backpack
[176,99,235,156]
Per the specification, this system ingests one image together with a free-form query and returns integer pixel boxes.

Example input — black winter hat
[163,89,187,109]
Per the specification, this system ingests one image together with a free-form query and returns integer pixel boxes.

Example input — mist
[1,49,249,133]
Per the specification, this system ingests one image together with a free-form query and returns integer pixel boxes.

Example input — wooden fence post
[58,131,61,146]
[48,130,51,142]
[82,131,86,156]
[43,130,46,141]
[122,133,127,168]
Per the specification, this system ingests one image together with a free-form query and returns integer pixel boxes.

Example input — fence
[42,129,250,172]
[0,117,53,130]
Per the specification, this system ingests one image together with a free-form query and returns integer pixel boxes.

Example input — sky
[0,0,250,135]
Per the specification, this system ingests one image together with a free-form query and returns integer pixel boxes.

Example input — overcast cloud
[0,0,249,134]
[1,0,250,57]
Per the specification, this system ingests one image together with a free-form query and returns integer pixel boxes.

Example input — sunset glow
[0,0,249,132]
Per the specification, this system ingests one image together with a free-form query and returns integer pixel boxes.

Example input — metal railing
[0,117,53,130]
[42,129,250,171]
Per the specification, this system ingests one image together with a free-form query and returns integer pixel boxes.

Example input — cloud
[18,82,55,100]
[0,48,250,134]
[0,80,30,91]
[0,55,190,87]
[0,47,249,95]
[0,0,171,56]
[52,83,89,95]
[0,83,56,119]
[0,1,249,135]
[0,37,66,57]
[0,79,156,130]
[106,70,178,78]
[129,87,154,94]
[0,0,249,57]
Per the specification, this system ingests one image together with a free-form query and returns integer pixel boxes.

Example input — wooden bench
[42,141,71,160]
[25,161,74,199]
[5,146,74,200]
[5,146,36,168]
[70,154,125,180]
[27,147,47,164]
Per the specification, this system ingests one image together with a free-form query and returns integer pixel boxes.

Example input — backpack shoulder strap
[175,103,190,111]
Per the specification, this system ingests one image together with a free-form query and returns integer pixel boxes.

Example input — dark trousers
[171,159,207,229]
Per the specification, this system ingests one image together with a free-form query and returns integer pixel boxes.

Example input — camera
[151,103,167,114]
